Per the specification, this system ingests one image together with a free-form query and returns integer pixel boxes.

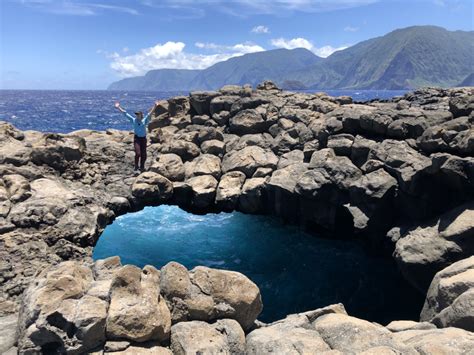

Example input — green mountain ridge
[108,26,474,91]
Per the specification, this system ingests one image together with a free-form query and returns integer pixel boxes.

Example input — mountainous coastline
[108,26,474,91]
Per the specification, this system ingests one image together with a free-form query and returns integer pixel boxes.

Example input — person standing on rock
[114,101,158,174]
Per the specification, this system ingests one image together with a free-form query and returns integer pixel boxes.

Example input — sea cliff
[0,82,473,353]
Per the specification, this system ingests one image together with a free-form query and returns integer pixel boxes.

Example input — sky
[0,0,473,90]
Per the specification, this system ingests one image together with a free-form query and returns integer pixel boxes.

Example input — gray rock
[150,154,185,181]
[106,265,171,343]
[190,91,221,115]
[216,171,246,211]
[186,175,219,209]
[222,146,278,177]
[171,320,245,355]
[132,172,173,203]
[394,202,474,292]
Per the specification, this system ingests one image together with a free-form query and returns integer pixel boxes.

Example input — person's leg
[140,137,147,171]
[133,137,141,170]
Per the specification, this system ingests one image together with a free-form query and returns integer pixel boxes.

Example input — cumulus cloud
[271,37,348,58]
[108,41,265,77]
[251,25,270,34]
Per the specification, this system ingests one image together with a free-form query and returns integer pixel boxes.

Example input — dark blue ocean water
[0,89,406,133]
[93,206,423,324]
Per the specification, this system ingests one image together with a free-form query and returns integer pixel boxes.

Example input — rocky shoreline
[0,82,473,353]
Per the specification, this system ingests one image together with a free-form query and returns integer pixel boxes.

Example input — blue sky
[1,0,473,89]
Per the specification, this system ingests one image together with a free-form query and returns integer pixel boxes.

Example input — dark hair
[135,111,143,117]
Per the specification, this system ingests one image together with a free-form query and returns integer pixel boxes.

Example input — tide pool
[93,205,423,324]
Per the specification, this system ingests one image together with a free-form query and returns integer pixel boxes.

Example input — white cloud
[251,25,270,34]
[271,37,348,58]
[271,37,314,50]
[108,41,265,77]
[344,25,359,32]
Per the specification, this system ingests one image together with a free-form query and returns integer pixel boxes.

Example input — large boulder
[31,134,85,171]
[162,140,200,161]
[150,154,185,181]
[246,304,346,354]
[189,91,221,115]
[132,172,173,203]
[215,171,246,211]
[229,108,268,135]
[170,319,245,355]
[238,177,267,213]
[159,262,262,331]
[222,146,278,177]
[184,154,221,179]
[392,327,474,354]
[186,175,218,209]
[106,265,171,343]
[168,96,190,117]
[420,256,474,331]
[17,261,107,354]
[394,202,474,292]
[312,313,415,353]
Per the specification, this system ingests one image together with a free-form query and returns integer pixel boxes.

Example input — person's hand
[155,100,160,106]
[114,102,121,109]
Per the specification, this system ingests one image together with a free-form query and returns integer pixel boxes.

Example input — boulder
[392,327,474,354]
[313,313,415,353]
[222,146,278,177]
[449,93,474,117]
[238,177,267,213]
[17,261,107,354]
[189,91,221,115]
[184,154,221,179]
[186,175,218,209]
[159,262,262,331]
[420,256,474,331]
[168,96,190,117]
[246,304,345,354]
[277,150,304,169]
[106,265,171,343]
[31,134,85,171]
[132,172,173,203]
[216,171,246,211]
[210,95,240,115]
[256,80,281,91]
[162,140,200,161]
[229,108,267,135]
[150,154,185,181]
[189,266,262,330]
[200,139,225,156]
[171,319,245,355]
[386,320,436,332]
[327,134,354,156]
[394,202,474,292]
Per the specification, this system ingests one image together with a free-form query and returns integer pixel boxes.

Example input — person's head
[135,111,144,121]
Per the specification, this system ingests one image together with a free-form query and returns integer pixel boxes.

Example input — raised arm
[143,100,160,125]
[115,102,134,123]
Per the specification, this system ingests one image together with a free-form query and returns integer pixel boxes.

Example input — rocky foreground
[0,82,473,353]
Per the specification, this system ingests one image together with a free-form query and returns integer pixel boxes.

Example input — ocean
[0,89,407,133]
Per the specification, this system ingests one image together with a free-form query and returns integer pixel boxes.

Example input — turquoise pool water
[93,205,423,324]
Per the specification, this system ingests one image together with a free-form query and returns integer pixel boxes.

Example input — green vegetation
[108,26,474,91]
